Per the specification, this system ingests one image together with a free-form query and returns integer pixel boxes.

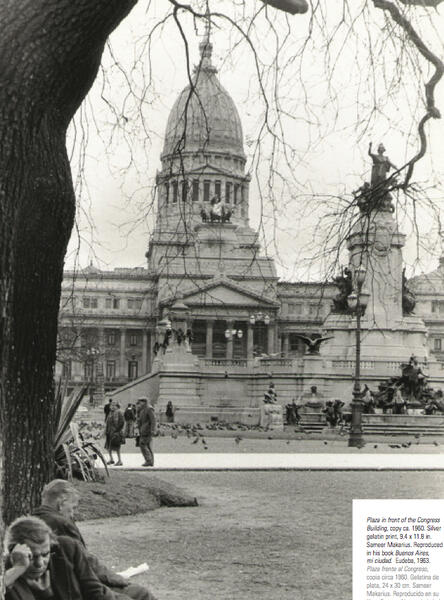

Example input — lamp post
[86,346,100,406]
[224,328,244,340]
[249,313,270,326]
[347,266,370,447]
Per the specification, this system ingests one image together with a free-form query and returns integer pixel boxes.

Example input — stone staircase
[299,412,444,437]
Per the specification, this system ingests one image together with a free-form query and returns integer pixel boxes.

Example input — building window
[62,360,72,379]
[164,183,169,204]
[234,184,239,205]
[84,361,93,379]
[128,361,138,380]
[181,180,188,202]
[192,179,199,203]
[288,303,302,315]
[82,297,98,309]
[129,333,140,346]
[215,180,221,199]
[432,300,444,313]
[225,182,232,204]
[434,338,442,352]
[172,181,178,203]
[105,297,120,309]
[203,180,211,202]
[106,332,116,346]
[309,304,320,316]
[106,360,116,380]
[128,298,143,310]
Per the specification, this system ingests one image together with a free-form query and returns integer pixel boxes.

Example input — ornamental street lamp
[347,265,370,448]
[224,329,244,340]
[249,313,270,325]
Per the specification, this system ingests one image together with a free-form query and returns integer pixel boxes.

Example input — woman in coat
[105,401,124,466]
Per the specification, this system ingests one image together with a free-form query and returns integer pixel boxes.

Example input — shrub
[53,380,109,481]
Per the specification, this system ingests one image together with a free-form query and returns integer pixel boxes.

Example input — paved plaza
[110,447,444,470]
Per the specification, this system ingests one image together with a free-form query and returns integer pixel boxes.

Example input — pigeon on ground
[192,437,199,444]
[234,436,242,445]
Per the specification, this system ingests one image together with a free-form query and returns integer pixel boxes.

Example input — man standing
[136,397,156,467]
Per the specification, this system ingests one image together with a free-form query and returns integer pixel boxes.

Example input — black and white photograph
[1,1,444,598]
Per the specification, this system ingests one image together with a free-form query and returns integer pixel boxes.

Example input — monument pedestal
[322,313,428,363]
[260,404,284,430]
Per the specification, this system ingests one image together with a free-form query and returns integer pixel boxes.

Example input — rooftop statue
[200,196,233,223]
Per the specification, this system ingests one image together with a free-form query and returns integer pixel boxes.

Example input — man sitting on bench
[33,479,156,600]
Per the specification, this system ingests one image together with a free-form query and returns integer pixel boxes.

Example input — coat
[105,409,125,450]
[33,505,127,588]
[137,405,156,438]
[6,536,114,600]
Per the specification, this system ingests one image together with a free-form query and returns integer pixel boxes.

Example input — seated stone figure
[5,515,114,600]
[33,479,156,600]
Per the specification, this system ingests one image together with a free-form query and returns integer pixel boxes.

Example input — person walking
[136,397,156,467]
[105,402,124,466]
[124,403,136,438]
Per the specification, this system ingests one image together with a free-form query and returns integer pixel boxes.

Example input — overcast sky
[65,0,444,281]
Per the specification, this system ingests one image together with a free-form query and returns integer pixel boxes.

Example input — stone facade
[57,36,444,413]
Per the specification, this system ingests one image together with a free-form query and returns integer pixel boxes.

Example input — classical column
[282,332,290,356]
[226,320,234,359]
[267,322,275,355]
[119,328,126,377]
[142,330,148,374]
[247,323,254,359]
[72,330,83,379]
[205,320,214,359]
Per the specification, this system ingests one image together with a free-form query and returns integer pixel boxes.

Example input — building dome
[161,39,245,160]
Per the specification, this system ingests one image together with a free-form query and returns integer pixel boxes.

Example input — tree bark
[0,0,137,531]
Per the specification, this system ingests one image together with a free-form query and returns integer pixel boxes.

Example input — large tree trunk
[0,0,137,532]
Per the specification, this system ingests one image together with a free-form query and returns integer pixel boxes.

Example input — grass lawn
[78,469,444,600]
[73,472,197,521]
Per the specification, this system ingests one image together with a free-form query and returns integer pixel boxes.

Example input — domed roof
[162,39,245,159]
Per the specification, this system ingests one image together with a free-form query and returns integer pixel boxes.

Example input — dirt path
[80,471,444,600]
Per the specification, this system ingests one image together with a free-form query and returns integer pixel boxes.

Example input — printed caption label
[353,500,444,599]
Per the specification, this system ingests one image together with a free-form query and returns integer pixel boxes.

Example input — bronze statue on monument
[353,142,398,213]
